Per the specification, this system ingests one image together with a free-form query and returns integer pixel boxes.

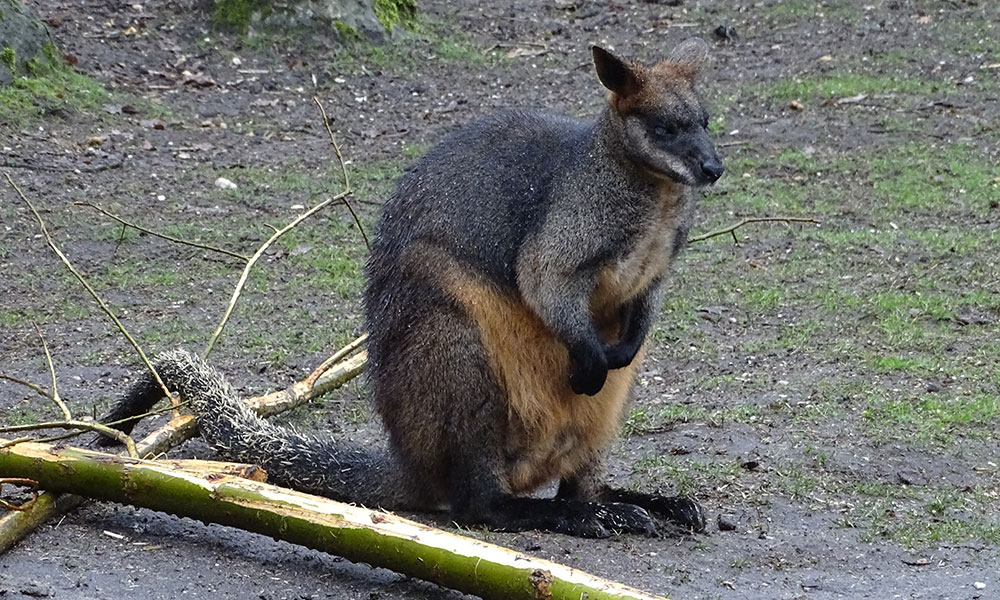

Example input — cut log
[0,438,666,600]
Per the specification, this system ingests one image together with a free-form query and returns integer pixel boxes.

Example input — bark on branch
[0,438,666,600]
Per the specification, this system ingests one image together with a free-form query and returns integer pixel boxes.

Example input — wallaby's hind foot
[599,489,707,534]
[458,496,658,538]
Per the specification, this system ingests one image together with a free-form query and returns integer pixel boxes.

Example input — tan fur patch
[413,241,635,494]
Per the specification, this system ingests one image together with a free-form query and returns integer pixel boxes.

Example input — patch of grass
[0,44,110,125]
[867,143,997,217]
[94,223,142,244]
[631,456,741,497]
[772,466,819,499]
[330,20,500,74]
[1,47,15,74]
[95,262,183,290]
[863,393,1000,445]
[211,0,271,33]
[744,286,783,314]
[872,291,956,323]
[766,73,933,103]
[763,0,859,23]
[867,354,940,375]
[621,406,654,438]
[2,406,40,426]
[656,402,763,428]
[856,490,1000,548]
[142,318,204,346]
[283,234,366,300]
[351,157,406,201]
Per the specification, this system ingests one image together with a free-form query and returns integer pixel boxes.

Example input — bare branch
[202,190,349,359]
[75,202,249,261]
[31,323,71,421]
[688,216,821,244]
[314,96,369,250]
[0,421,137,458]
[4,172,176,409]
[305,333,367,386]
[0,375,50,400]
[0,478,39,511]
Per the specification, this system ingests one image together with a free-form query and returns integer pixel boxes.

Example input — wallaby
[102,39,724,538]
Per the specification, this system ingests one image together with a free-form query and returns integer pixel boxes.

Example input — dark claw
[555,502,657,538]
[647,495,707,533]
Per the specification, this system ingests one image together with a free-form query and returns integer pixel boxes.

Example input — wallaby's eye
[652,124,676,139]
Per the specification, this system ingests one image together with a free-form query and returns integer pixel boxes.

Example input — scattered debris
[717,515,738,531]
[214,177,238,190]
[714,24,737,41]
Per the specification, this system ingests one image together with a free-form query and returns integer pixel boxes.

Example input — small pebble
[717,515,738,531]
[214,177,238,190]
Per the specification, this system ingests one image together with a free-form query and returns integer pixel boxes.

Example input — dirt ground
[2,0,998,598]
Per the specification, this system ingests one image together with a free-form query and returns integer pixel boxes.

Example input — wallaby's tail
[101,349,420,509]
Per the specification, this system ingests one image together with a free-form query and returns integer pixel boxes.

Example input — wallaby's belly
[442,272,636,493]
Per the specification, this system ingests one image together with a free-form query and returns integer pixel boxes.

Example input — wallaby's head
[593,39,724,187]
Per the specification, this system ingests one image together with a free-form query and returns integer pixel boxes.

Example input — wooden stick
[4,172,175,407]
[0,439,666,600]
[688,216,820,244]
[0,343,366,552]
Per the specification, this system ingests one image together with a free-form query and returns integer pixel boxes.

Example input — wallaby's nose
[701,159,724,182]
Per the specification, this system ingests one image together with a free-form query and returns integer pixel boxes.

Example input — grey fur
[104,40,721,537]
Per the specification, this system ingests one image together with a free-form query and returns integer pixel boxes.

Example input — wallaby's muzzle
[691,132,724,186]
[698,155,725,185]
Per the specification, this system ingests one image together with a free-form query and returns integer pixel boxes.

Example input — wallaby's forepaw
[569,345,608,396]
[555,502,658,538]
[604,342,638,370]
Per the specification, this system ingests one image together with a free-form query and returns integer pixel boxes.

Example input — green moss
[211,0,271,33]
[334,20,361,41]
[0,60,109,124]
[373,0,417,32]
[1,47,15,74]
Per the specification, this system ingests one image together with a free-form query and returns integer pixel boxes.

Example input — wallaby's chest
[594,186,687,309]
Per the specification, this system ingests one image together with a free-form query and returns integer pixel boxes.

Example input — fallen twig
[0,339,366,553]
[74,202,249,261]
[4,172,175,406]
[314,96,368,249]
[201,190,351,359]
[0,438,666,600]
[0,478,39,511]
[688,216,821,244]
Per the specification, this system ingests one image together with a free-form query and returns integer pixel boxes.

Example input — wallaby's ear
[668,37,710,78]
[593,46,643,98]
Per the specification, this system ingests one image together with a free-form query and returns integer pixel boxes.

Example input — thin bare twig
[0,420,137,457]
[688,217,821,244]
[0,478,40,511]
[4,173,175,409]
[314,97,368,249]
[305,333,367,386]
[31,323,70,422]
[0,375,50,399]
[74,202,249,261]
[202,190,350,359]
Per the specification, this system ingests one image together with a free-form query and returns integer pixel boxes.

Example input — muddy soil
[2,0,998,599]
